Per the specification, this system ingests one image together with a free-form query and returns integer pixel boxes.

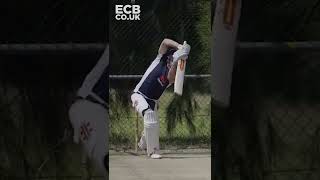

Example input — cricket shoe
[150,151,162,159]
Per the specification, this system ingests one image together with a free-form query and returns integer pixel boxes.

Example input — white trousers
[69,99,108,176]
[131,93,157,116]
[131,93,160,155]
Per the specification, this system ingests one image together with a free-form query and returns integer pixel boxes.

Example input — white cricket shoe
[150,153,162,159]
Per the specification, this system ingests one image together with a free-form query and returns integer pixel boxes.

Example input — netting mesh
[214,51,320,180]
[110,0,211,150]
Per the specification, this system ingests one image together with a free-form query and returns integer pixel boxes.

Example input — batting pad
[144,110,160,156]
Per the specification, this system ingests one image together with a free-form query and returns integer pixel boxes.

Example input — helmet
[160,48,176,64]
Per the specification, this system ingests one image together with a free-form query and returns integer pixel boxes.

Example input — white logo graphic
[115,2,141,21]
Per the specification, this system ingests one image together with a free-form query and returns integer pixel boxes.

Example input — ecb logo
[115,2,141,21]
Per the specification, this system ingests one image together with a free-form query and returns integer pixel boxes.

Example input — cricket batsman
[131,38,191,159]
[68,45,109,176]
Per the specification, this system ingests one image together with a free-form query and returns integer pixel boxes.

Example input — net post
[135,112,139,153]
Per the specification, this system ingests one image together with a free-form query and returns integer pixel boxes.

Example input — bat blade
[174,59,186,95]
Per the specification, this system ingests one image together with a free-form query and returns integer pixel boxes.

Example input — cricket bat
[174,58,186,96]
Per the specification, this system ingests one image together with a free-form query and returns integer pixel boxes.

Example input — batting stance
[68,45,109,176]
[131,39,190,159]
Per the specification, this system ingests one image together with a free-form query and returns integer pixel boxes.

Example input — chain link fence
[262,97,320,180]
[109,75,211,150]
[0,53,106,179]
[214,51,320,180]
[109,0,211,151]
[259,53,320,180]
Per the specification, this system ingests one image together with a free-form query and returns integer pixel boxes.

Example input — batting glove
[173,41,190,63]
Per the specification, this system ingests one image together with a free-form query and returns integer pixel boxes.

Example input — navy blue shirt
[134,54,171,100]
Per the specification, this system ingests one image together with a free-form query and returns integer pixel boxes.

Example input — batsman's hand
[173,41,191,63]
[182,41,191,53]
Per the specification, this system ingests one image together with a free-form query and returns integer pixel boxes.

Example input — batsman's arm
[158,38,182,55]
[167,61,178,84]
